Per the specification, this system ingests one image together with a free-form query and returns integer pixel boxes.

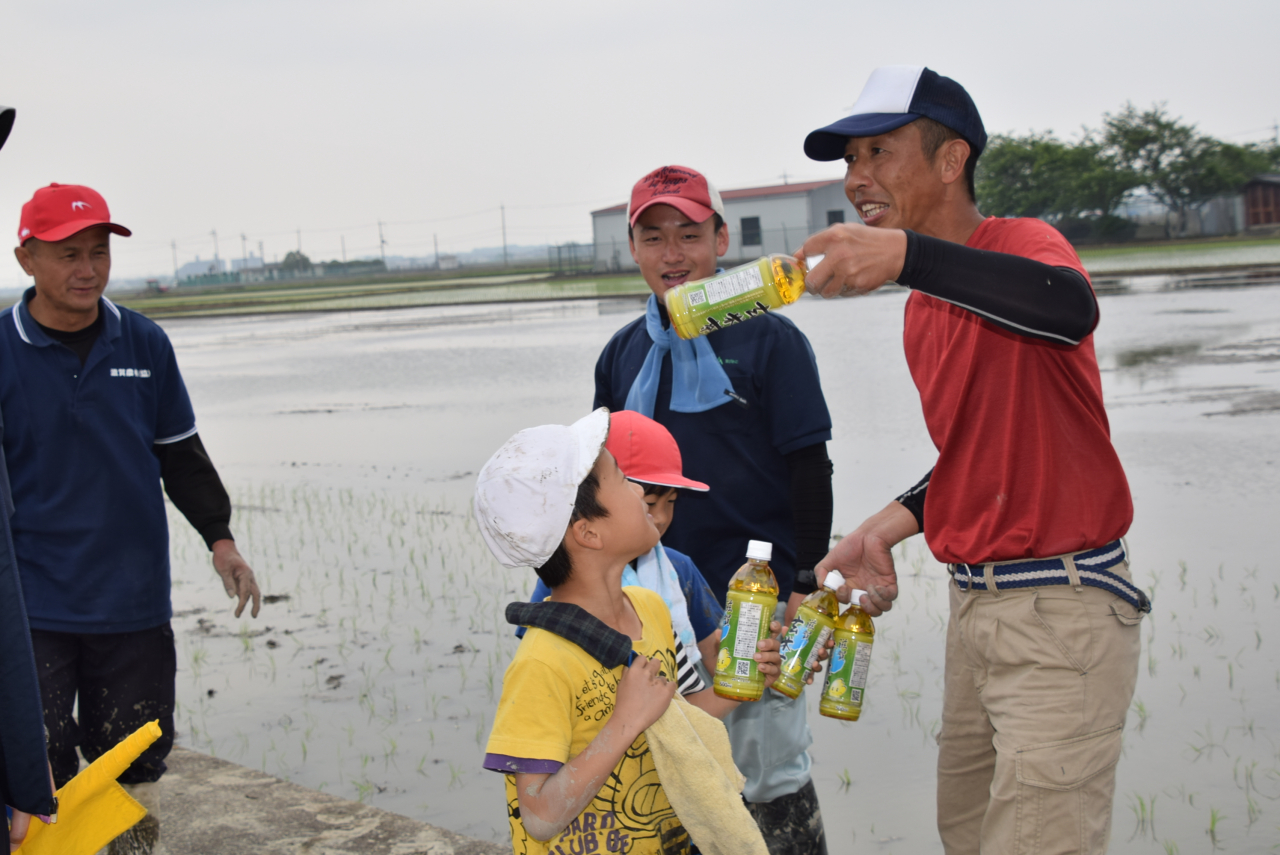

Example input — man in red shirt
[798,66,1149,853]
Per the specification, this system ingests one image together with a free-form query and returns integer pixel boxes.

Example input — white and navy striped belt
[948,540,1151,613]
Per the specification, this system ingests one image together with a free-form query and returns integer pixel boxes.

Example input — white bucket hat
[474,408,611,569]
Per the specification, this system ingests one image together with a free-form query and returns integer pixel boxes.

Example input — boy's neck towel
[505,601,769,855]
[624,543,700,665]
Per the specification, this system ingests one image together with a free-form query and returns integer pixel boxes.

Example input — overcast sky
[1,0,1276,287]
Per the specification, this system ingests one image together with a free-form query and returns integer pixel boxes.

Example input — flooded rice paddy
[158,277,1280,852]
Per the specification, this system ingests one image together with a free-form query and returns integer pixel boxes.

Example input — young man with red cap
[3,183,261,854]
[799,66,1147,853]
[594,166,835,853]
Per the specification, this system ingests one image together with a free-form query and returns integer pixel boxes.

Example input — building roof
[591,178,842,216]
[1244,173,1280,187]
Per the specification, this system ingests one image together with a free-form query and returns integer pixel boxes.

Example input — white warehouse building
[591,178,858,272]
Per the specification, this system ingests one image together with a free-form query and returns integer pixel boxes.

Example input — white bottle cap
[746,540,772,562]
[848,589,868,607]
[822,571,844,591]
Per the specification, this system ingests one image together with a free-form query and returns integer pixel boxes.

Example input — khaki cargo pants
[936,558,1144,854]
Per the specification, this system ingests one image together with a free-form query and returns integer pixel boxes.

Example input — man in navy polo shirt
[594,166,834,854]
[4,183,260,854]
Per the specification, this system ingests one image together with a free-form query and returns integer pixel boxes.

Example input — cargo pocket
[1009,725,1125,851]
[1015,724,1124,791]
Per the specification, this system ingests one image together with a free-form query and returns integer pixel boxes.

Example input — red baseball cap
[17,183,131,246]
[627,165,725,228]
[605,410,709,492]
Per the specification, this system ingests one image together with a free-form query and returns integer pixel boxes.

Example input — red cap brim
[631,472,710,492]
[24,219,131,245]
[629,196,716,228]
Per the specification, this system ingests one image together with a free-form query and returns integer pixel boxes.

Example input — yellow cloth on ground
[15,720,162,855]
[647,695,769,855]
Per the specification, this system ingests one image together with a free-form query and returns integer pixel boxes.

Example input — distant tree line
[976,103,1280,241]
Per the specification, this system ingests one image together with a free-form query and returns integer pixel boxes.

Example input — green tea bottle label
[718,594,767,680]
[823,634,873,705]
[779,613,834,679]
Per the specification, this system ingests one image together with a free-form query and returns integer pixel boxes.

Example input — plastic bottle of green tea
[772,571,844,699]
[819,590,876,721]
[713,540,779,702]
[665,254,807,340]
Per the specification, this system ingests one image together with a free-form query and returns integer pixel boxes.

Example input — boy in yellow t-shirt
[474,409,781,855]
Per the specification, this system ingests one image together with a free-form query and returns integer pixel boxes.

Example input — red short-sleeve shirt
[903,217,1132,565]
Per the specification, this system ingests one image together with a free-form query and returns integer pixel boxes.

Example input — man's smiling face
[628,204,728,300]
[843,122,944,233]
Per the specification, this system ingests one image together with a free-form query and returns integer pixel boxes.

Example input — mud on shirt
[484,587,690,855]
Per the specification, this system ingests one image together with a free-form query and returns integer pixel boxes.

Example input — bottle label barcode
[687,289,707,306]
[735,659,752,677]
[706,266,764,305]
[849,688,863,705]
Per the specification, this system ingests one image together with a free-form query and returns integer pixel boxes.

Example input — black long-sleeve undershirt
[898,231,1098,346]
[894,468,932,535]
[786,442,833,596]
[154,435,234,549]
[38,316,234,550]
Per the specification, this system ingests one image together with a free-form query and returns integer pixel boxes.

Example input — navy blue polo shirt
[0,290,196,633]
[594,311,831,600]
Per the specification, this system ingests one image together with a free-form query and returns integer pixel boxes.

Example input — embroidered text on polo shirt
[109,368,153,378]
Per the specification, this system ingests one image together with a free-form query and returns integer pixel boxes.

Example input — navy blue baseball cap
[804,66,987,161]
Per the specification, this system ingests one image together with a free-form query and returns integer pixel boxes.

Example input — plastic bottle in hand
[665,254,807,340]
[772,571,844,699]
[713,540,779,702]
[819,590,876,721]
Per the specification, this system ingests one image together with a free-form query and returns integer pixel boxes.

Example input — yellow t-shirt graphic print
[485,587,689,855]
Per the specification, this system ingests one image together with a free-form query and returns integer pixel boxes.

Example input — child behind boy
[526,410,724,671]
[476,410,780,855]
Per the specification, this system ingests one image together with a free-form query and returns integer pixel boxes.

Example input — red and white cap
[627,165,725,228]
[474,409,611,569]
[17,183,131,246]
[605,410,709,492]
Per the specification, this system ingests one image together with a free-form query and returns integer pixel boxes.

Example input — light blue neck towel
[623,294,733,418]
[621,541,700,664]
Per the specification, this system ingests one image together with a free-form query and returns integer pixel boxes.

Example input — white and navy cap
[804,66,987,162]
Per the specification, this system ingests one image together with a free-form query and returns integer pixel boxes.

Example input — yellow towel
[646,696,769,855]
[15,720,162,855]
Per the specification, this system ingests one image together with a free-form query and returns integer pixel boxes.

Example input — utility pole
[296,229,301,253]
[258,241,265,270]
[501,205,508,268]
[210,230,219,267]
[171,240,179,285]
[433,233,439,269]
[779,171,790,185]
[240,233,248,269]
[341,235,347,263]
[378,220,387,265]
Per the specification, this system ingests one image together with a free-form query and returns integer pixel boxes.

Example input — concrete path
[162,747,506,854]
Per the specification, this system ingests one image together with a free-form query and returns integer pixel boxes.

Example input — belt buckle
[952,563,975,592]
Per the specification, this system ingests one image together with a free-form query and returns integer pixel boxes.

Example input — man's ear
[14,244,34,276]
[569,516,604,552]
[938,138,971,188]
[715,222,729,258]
